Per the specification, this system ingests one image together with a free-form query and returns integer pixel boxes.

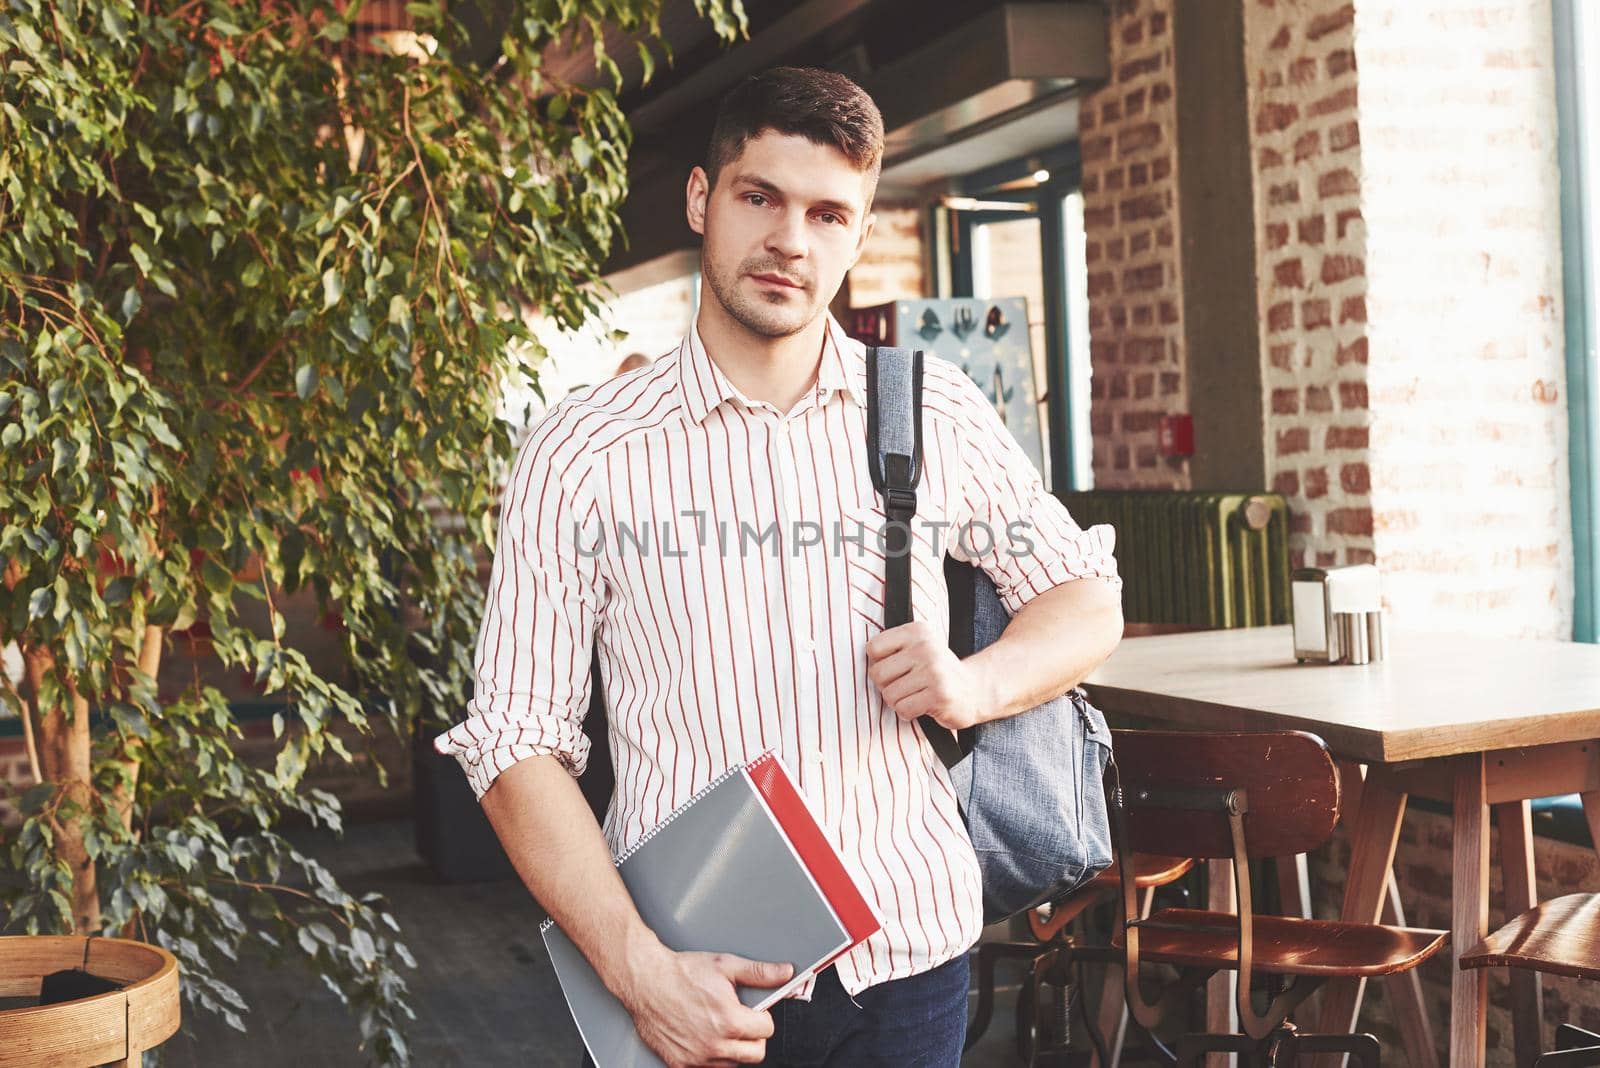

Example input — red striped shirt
[435,312,1120,997]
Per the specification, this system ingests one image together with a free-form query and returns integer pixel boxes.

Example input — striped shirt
[434,311,1120,998]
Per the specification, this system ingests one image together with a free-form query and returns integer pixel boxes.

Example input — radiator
[1056,491,1292,629]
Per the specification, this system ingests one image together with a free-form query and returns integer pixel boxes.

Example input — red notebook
[742,751,881,966]
[543,750,883,1067]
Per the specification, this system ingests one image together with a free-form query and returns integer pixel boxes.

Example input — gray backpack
[865,346,1115,924]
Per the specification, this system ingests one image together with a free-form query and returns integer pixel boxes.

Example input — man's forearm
[967,578,1123,724]
[479,754,667,1004]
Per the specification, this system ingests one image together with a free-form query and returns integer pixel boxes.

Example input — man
[435,66,1123,1067]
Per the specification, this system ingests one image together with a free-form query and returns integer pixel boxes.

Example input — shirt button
[808,750,825,765]
[799,636,815,652]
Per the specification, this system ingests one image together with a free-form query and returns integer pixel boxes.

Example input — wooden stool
[0,936,180,1067]
[1460,893,1600,1066]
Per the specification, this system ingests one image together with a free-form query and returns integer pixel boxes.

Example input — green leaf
[295,364,318,400]
[202,558,234,596]
[103,576,135,606]
[121,286,142,321]
[241,260,264,287]
[132,202,163,240]
[351,928,376,965]
[2,423,20,448]
[322,269,343,308]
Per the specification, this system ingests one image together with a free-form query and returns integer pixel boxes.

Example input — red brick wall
[1244,0,1570,634]
[1242,0,1581,1061]
[1081,0,1190,489]
[1355,0,1570,637]
[849,203,928,306]
[1244,0,1372,570]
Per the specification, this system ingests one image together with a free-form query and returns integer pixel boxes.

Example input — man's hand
[618,942,794,1067]
[866,620,995,730]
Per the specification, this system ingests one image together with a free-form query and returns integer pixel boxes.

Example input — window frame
[1556,0,1599,643]
[937,144,1088,491]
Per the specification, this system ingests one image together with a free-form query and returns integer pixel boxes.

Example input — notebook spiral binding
[538,749,776,934]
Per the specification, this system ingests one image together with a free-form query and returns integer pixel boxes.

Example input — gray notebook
[541,751,881,1068]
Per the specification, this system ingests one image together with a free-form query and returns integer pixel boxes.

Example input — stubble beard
[702,250,819,339]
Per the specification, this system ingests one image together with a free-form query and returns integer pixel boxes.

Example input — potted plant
[0,1,744,1063]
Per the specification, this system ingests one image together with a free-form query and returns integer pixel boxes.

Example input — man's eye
[818,213,844,226]
[746,193,768,206]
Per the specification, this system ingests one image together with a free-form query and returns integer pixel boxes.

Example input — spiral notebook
[541,750,882,1068]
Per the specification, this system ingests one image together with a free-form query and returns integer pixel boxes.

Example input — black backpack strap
[866,346,966,770]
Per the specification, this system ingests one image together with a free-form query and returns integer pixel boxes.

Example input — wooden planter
[0,936,180,1067]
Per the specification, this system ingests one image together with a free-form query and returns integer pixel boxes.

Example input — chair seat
[1460,893,1600,981]
[1114,908,1448,977]
[1029,855,1195,941]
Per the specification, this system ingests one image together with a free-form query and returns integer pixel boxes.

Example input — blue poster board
[849,297,1045,475]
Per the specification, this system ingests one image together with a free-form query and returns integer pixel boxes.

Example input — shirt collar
[677,311,865,425]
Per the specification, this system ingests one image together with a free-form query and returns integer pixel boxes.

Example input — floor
[152,816,1076,1067]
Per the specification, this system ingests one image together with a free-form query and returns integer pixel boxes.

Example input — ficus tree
[0,0,743,1062]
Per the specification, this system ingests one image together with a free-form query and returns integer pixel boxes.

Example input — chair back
[1110,729,1339,860]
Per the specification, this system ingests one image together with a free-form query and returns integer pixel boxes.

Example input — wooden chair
[1459,893,1600,1066]
[1108,729,1449,1067]
[966,852,1196,1067]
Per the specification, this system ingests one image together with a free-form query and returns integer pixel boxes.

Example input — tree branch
[230,337,287,393]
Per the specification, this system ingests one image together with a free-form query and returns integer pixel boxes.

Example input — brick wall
[1243,0,1372,569]
[1242,0,1571,634]
[1355,0,1570,637]
[1080,0,1191,489]
[850,203,928,307]
[1239,0,1582,1060]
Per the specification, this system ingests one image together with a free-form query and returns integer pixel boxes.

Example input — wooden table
[1084,624,1600,1068]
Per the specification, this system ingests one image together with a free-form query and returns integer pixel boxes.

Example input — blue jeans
[762,954,970,1067]
[578,954,970,1067]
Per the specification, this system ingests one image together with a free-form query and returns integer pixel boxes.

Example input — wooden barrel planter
[0,936,180,1067]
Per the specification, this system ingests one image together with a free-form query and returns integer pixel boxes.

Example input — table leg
[1451,754,1490,1068]
[1334,760,1438,1067]
[1312,765,1408,1068]
[1381,865,1440,1068]
[1494,801,1543,1068]
[1206,859,1237,1068]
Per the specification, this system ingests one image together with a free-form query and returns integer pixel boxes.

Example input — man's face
[687,131,877,338]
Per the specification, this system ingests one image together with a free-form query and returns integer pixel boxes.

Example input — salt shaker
[1335,612,1371,665]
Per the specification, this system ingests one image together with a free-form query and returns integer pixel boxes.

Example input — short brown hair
[704,67,885,196]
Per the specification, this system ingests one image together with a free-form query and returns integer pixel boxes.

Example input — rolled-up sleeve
[433,409,604,801]
[945,369,1121,616]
